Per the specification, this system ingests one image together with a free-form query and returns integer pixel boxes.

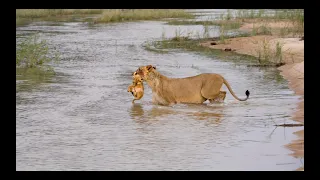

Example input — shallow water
[16,10,303,171]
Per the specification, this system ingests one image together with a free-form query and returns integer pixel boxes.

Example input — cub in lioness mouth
[127,72,144,104]
[134,65,250,106]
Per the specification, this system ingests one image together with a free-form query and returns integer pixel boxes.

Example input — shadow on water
[129,102,224,124]
[130,103,145,118]
[16,68,54,92]
[16,68,69,93]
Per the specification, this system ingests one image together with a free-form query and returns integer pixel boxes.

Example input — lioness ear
[146,65,153,71]
[153,66,156,70]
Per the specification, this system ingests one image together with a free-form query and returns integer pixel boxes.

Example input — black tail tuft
[245,90,250,97]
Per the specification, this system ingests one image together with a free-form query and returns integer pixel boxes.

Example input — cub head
[132,71,143,83]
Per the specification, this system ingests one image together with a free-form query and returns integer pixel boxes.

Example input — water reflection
[129,104,179,122]
[129,102,224,124]
[188,111,222,122]
[129,103,145,118]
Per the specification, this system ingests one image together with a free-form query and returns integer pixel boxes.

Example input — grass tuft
[253,38,285,65]
[143,28,256,63]
[236,9,304,37]
[166,20,242,30]
[16,9,104,19]
[16,34,60,74]
[16,9,194,26]
[251,23,272,36]
[94,9,194,23]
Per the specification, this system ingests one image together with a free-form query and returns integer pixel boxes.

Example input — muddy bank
[200,36,304,64]
[238,19,296,32]
[278,62,304,167]
[200,21,304,170]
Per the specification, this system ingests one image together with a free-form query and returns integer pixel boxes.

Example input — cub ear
[153,66,156,70]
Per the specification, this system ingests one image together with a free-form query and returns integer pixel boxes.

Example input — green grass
[235,9,266,19]
[16,9,104,19]
[233,9,303,21]
[16,17,31,26]
[166,19,243,43]
[156,38,257,62]
[253,38,285,65]
[166,20,242,30]
[93,9,194,23]
[143,25,251,54]
[16,34,60,75]
[16,9,104,26]
[167,10,303,39]
[251,23,272,36]
[16,9,194,26]
[16,34,60,91]
[279,26,304,38]
[273,9,304,22]
[274,42,284,64]
[144,30,256,63]
[223,9,304,38]
[219,25,226,44]
[250,21,303,38]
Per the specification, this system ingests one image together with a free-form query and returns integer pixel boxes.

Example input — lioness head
[135,65,157,80]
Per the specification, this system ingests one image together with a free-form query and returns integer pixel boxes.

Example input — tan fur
[135,65,249,106]
[127,72,144,103]
[209,91,226,103]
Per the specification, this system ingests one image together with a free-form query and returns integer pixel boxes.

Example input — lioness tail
[222,77,250,101]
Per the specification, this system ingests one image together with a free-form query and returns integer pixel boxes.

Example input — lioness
[127,72,144,103]
[135,65,250,106]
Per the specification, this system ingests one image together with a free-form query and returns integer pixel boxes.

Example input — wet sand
[200,21,304,170]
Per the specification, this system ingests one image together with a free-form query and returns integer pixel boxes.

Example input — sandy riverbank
[200,21,304,170]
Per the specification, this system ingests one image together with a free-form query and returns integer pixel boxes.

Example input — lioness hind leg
[200,79,224,100]
[209,91,226,103]
[219,91,226,101]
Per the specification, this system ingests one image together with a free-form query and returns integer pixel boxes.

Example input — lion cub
[127,72,144,103]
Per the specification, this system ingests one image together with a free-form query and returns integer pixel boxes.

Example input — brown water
[16,10,303,171]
